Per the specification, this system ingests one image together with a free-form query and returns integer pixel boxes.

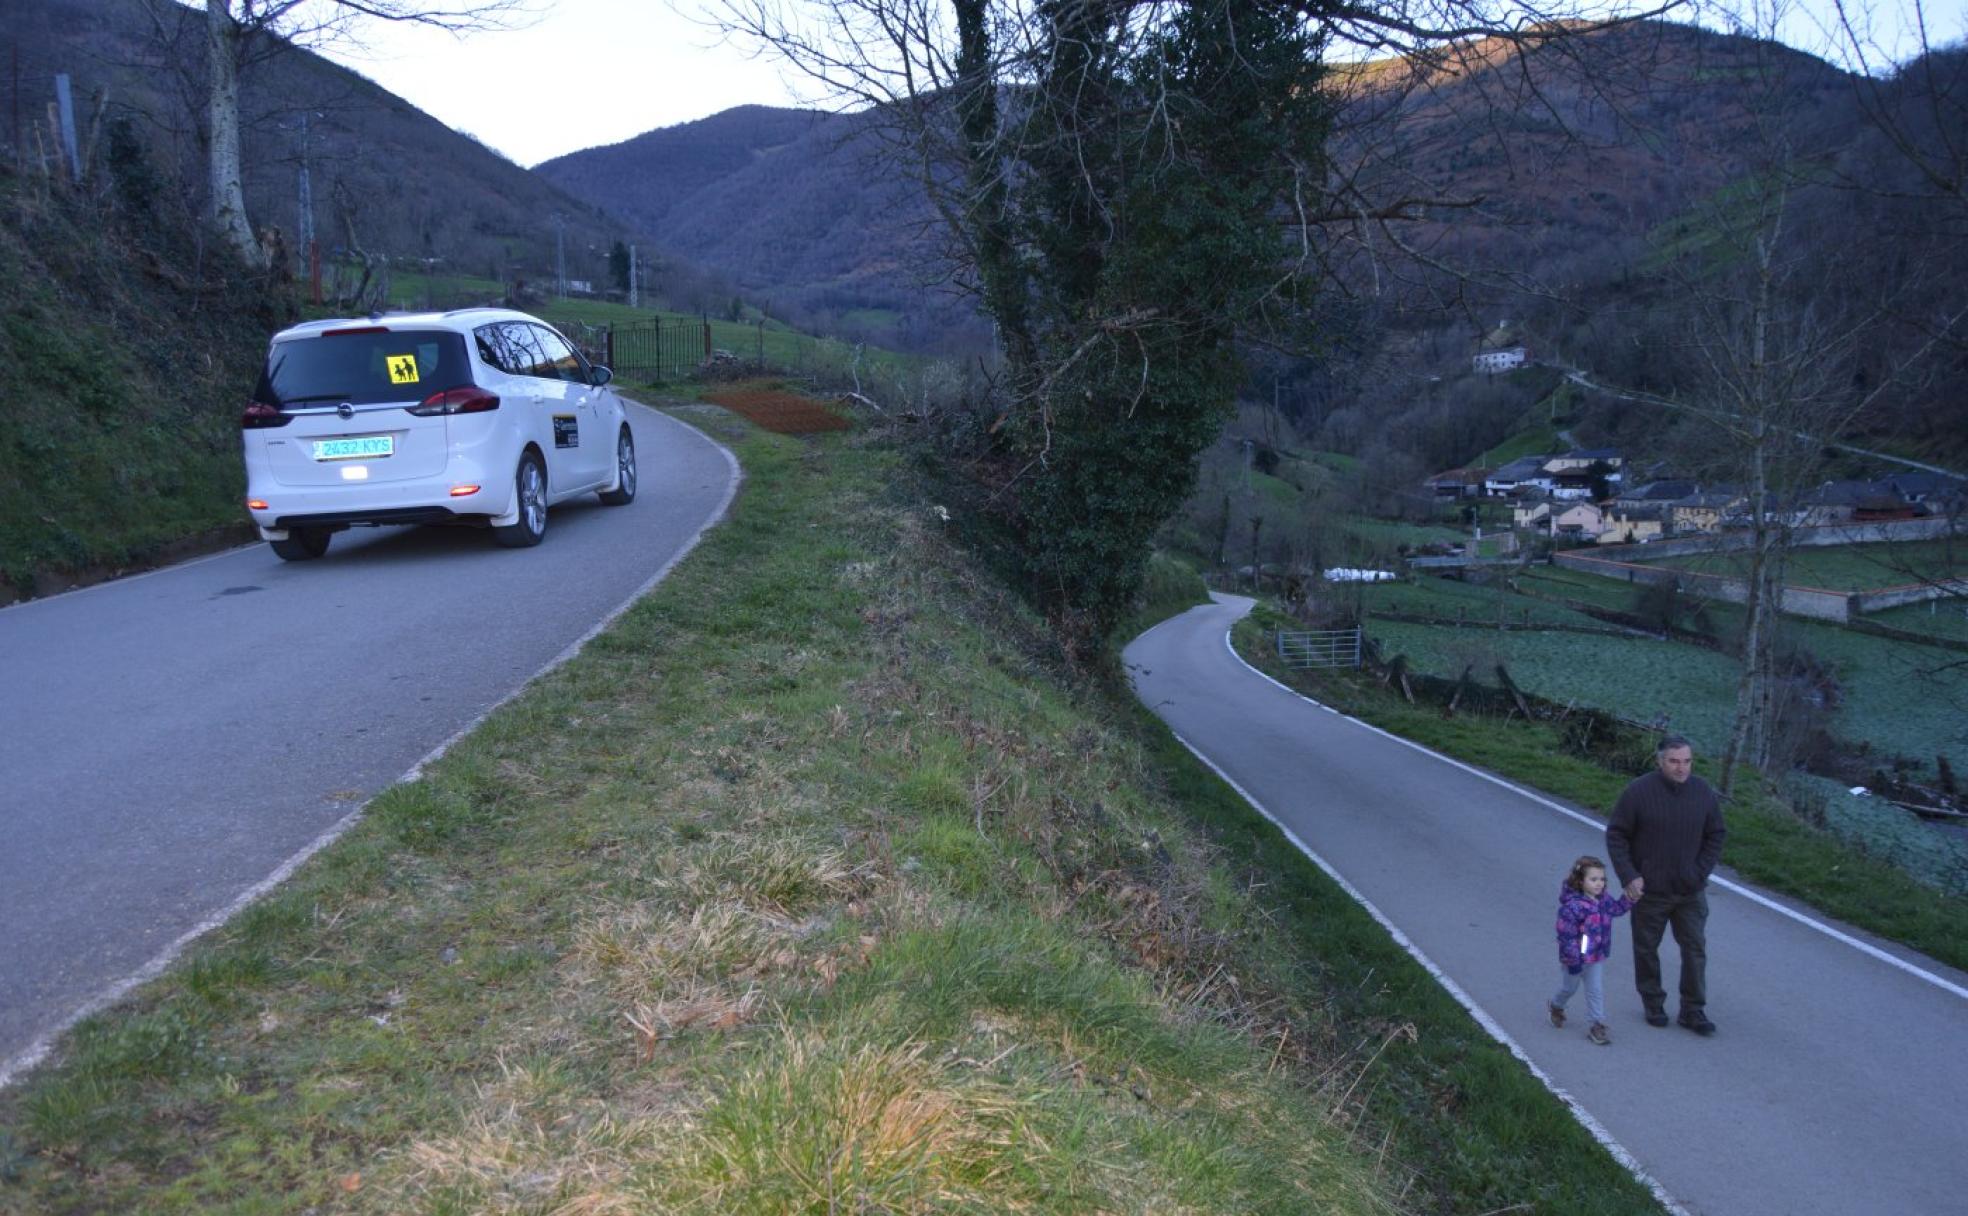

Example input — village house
[1614,479,1699,511]
[1551,501,1608,540]
[1473,345,1527,374]
[1722,491,1809,530]
[1670,491,1744,536]
[1484,455,1553,498]
[1472,320,1528,374]
[1424,467,1489,499]
[1597,503,1667,544]
[1543,448,1625,477]
[1887,471,1966,510]
[1794,480,1901,527]
[1540,449,1622,501]
[1513,497,1552,529]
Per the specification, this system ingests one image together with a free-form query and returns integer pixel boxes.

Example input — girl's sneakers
[1547,1002,1566,1028]
[1587,1022,1612,1046]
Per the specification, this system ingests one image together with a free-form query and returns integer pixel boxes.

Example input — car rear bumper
[245,465,514,536]
[266,506,470,531]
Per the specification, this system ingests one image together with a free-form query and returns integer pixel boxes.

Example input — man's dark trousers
[1631,890,1708,1015]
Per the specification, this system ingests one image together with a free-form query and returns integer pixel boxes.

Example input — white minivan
[241,307,635,561]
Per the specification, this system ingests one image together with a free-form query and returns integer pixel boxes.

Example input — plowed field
[703,389,849,435]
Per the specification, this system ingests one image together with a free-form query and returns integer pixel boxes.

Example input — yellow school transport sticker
[387,354,420,384]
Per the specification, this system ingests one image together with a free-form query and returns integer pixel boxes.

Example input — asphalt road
[1126,594,1968,1216]
[0,403,735,1082]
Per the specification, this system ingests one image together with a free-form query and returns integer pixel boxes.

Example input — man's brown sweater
[1605,770,1727,896]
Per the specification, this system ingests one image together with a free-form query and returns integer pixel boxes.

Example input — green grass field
[1367,617,1741,750]
[1867,596,1968,642]
[1475,424,1563,467]
[1648,539,1966,591]
[1391,567,1968,774]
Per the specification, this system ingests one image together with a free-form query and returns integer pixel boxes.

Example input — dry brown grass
[669,1035,1033,1212]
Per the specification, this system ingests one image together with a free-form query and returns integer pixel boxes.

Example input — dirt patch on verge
[703,389,849,435]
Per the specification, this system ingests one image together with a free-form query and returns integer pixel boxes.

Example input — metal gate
[560,318,714,383]
[1275,627,1362,669]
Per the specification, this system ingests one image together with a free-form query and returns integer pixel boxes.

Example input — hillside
[0,164,272,599]
[9,0,645,296]
[539,106,977,351]
[534,21,1851,353]
[535,21,1963,466]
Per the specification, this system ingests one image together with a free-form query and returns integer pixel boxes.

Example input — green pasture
[1867,597,1968,643]
[1339,517,1468,550]
[1366,618,1739,751]
[1475,424,1562,468]
[1360,574,1613,629]
[1384,566,1968,776]
[1648,539,1966,592]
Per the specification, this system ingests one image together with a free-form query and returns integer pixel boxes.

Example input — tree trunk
[206,1,262,266]
[1721,551,1763,795]
[1720,249,1780,798]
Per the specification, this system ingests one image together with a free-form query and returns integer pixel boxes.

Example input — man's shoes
[1644,1009,1670,1028]
[1547,1002,1566,1029]
[1587,1022,1611,1046]
[1678,1010,1717,1036]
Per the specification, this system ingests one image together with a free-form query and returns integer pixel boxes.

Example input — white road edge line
[0,405,739,1093]
[1213,623,1968,1003]
[1161,728,1692,1216]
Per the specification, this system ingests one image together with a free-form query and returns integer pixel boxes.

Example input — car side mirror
[590,365,614,387]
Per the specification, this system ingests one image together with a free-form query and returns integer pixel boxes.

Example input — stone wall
[1550,517,1964,624]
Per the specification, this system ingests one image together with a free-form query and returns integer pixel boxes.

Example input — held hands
[1623,878,1644,902]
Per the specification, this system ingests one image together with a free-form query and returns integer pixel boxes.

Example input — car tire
[598,426,636,506]
[493,451,548,548]
[270,527,331,562]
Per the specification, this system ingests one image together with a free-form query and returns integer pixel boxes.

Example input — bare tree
[1822,0,1967,222]
[201,0,534,266]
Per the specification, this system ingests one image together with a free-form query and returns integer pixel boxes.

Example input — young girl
[1548,854,1635,1045]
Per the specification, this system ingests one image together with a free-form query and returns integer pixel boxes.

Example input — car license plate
[313,435,394,461]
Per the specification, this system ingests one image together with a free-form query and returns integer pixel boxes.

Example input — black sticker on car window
[553,414,578,448]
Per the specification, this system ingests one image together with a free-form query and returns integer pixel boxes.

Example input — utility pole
[296,112,318,303]
[628,243,638,309]
[552,213,566,297]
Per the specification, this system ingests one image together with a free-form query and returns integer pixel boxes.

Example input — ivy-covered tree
[719,0,1677,652]
[970,0,1332,650]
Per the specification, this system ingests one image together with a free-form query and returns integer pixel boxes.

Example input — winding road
[1127,594,1968,1216]
[0,402,736,1085]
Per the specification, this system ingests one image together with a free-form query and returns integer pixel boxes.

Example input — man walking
[1606,735,1727,1035]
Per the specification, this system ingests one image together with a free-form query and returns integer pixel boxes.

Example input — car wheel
[493,451,548,548]
[270,526,331,562]
[598,426,636,506]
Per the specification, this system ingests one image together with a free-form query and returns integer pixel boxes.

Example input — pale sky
[310,0,1965,169]
[312,0,814,167]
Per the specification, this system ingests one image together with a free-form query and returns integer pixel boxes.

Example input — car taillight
[241,401,289,429]
[407,387,499,416]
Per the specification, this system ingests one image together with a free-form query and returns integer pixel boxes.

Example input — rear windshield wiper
[277,393,356,404]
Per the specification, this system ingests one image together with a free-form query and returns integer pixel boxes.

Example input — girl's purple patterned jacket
[1555,885,1634,971]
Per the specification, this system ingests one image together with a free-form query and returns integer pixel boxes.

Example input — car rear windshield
[255,329,471,407]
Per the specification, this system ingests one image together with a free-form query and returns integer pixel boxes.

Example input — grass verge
[1,420,1659,1214]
